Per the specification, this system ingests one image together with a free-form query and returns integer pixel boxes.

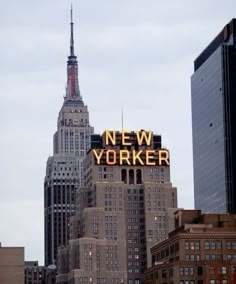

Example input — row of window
[179,267,194,276]
[185,254,200,261]
[98,174,113,180]
[149,174,165,180]
[105,223,117,228]
[105,201,122,207]
[179,281,227,284]
[53,172,78,176]
[104,187,123,192]
[99,167,113,172]
[185,254,236,261]
[153,242,179,262]
[185,241,200,250]
[121,169,142,185]
[147,201,165,206]
[185,240,236,250]
[160,266,203,278]
[105,193,122,199]
[104,208,123,212]
[105,230,117,235]
[180,266,228,276]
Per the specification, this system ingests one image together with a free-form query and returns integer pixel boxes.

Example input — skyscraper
[56,130,177,284]
[191,19,236,213]
[44,8,94,266]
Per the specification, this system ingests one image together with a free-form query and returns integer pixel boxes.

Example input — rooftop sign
[92,130,169,166]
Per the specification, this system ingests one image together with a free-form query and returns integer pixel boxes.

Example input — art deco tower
[44,8,94,266]
[57,130,178,284]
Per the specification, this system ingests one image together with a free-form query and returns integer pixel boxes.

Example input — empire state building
[44,8,94,266]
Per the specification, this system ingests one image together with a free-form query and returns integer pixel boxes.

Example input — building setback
[44,8,94,266]
[56,130,177,284]
[191,19,236,213]
[0,243,24,284]
[145,210,236,284]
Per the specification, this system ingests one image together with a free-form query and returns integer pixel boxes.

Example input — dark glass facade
[191,19,236,213]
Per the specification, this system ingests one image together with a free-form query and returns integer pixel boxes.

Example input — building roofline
[194,19,236,71]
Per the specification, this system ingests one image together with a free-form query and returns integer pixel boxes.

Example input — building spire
[64,4,82,102]
[70,4,74,56]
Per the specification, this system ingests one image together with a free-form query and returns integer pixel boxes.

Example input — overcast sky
[0,0,235,265]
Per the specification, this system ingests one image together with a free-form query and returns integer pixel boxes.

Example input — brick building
[145,210,236,284]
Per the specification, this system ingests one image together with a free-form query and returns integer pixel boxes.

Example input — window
[226,241,236,250]
[195,241,200,250]
[129,170,134,185]
[197,266,203,276]
[185,241,189,250]
[136,169,142,184]
[121,169,127,184]
[179,268,184,276]
[210,242,216,250]
[222,267,227,274]
[162,269,167,278]
[205,241,210,249]
[185,241,199,250]
[179,267,194,276]
[185,255,190,261]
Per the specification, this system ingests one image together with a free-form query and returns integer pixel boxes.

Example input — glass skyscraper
[191,19,236,213]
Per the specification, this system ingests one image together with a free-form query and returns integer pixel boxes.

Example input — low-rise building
[0,243,24,284]
[145,210,236,284]
[25,261,57,284]
[25,261,45,284]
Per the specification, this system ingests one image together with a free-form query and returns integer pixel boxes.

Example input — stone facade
[57,130,178,284]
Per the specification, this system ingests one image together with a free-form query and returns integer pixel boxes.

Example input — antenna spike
[70,4,74,56]
[71,4,73,22]
[122,108,124,131]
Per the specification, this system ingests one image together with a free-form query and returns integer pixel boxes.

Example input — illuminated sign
[92,130,170,166]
